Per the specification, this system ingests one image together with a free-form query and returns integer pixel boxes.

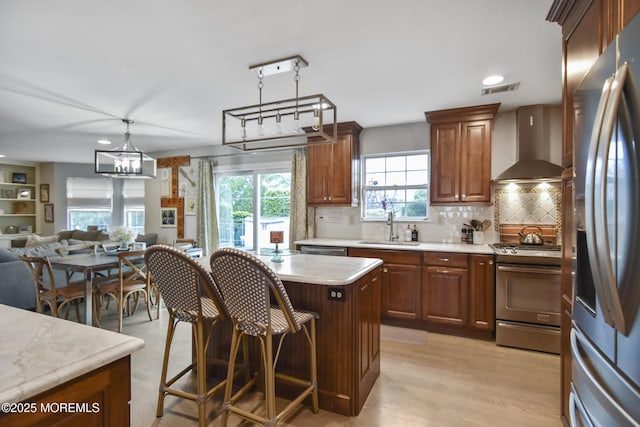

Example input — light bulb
[257,116,264,136]
[241,118,247,140]
[292,111,302,134]
[275,112,283,135]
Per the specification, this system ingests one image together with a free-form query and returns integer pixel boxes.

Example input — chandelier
[94,119,157,179]
[222,55,337,151]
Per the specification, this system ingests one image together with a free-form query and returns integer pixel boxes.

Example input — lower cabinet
[349,248,421,320]
[469,254,495,330]
[350,248,495,339]
[422,265,468,326]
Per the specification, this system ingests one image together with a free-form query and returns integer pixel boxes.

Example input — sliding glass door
[216,169,291,251]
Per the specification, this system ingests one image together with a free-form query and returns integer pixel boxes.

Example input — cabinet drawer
[349,248,422,265]
[424,251,468,268]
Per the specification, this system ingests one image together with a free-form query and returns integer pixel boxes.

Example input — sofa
[0,230,158,310]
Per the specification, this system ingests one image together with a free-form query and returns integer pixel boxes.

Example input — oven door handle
[497,265,561,275]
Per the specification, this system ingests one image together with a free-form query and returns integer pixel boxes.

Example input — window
[123,180,145,235]
[216,169,291,250]
[66,177,147,233]
[362,151,429,220]
[67,177,113,231]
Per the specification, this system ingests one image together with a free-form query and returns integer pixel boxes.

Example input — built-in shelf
[0,163,38,235]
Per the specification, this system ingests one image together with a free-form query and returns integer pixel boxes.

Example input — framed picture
[17,188,31,200]
[185,196,196,215]
[12,173,27,184]
[40,184,49,202]
[161,207,177,228]
[44,203,54,223]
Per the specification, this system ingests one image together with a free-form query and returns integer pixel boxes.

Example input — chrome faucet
[387,211,399,242]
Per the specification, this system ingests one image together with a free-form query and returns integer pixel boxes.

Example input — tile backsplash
[493,182,562,242]
[312,182,562,245]
[314,205,497,244]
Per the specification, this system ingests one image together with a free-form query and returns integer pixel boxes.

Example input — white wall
[37,107,561,244]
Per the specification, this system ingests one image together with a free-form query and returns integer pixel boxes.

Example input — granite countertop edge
[0,305,145,403]
[294,238,494,255]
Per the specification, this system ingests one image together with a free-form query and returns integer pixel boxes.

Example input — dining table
[49,252,138,326]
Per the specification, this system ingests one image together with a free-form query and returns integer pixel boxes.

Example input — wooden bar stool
[209,247,319,427]
[145,245,229,427]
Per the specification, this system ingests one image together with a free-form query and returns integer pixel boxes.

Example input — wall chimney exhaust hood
[494,105,562,182]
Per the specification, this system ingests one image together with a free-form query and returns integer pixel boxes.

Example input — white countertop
[0,304,145,403]
[295,238,494,255]
[201,253,383,286]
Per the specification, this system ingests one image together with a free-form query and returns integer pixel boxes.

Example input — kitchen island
[202,253,383,417]
[0,304,144,427]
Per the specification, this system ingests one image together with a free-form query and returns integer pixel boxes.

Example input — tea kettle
[518,226,544,245]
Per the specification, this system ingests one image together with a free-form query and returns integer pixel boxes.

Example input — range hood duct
[494,105,562,182]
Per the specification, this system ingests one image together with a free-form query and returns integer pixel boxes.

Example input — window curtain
[289,148,315,249]
[196,160,218,255]
[66,177,112,209]
[122,179,144,210]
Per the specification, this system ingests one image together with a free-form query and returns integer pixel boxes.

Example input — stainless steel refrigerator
[572,10,640,427]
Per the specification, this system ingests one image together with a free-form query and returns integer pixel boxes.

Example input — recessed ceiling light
[98,139,112,145]
[482,75,505,86]
[0,154,5,158]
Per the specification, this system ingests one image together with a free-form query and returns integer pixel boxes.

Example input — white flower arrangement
[110,226,135,243]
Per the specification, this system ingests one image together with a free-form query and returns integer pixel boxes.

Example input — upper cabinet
[0,163,38,235]
[307,121,362,206]
[425,103,499,205]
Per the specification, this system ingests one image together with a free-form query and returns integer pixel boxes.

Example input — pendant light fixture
[222,55,337,151]
[95,119,157,179]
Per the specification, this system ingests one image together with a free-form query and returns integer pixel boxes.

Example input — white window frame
[361,150,430,221]
[214,162,291,250]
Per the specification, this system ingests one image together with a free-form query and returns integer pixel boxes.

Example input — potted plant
[110,226,135,249]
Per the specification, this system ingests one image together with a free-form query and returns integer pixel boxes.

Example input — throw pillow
[26,234,60,247]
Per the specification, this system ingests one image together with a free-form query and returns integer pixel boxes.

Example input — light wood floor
[94,305,561,426]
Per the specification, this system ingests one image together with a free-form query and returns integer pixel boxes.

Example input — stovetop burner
[490,243,561,265]
[491,243,561,253]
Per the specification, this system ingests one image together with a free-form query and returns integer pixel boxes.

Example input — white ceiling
[0,0,561,164]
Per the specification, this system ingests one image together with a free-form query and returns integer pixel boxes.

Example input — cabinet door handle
[371,276,379,282]
[437,269,451,274]
[488,260,494,265]
[462,193,466,199]
[383,268,388,273]
[438,258,450,262]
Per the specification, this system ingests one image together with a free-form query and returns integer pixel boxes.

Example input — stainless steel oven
[492,244,561,354]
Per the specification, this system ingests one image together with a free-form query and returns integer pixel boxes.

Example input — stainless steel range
[491,243,561,354]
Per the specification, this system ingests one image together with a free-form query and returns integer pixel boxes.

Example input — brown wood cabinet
[307,121,362,206]
[1,357,131,427]
[350,248,495,340]
[356,267,382,408]
[547,1,640,424]
[425,104,499,204]
[349,248,421,320]
[422,252,469,326]
[469,254,496,331]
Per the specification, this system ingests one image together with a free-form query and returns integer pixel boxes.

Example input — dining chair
[209,247,319,427]
[145,245,232,427]
[20,255,86,321]
[94,250,153,333]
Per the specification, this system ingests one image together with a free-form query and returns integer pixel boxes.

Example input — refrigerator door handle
[571,327,639,425]
[570,388,594,427]
[585,73,616,327]
[593,63,637,334]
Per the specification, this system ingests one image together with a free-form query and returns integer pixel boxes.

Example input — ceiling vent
[481,82,520,95]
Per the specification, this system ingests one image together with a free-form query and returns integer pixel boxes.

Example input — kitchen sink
[358,240,421,246]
